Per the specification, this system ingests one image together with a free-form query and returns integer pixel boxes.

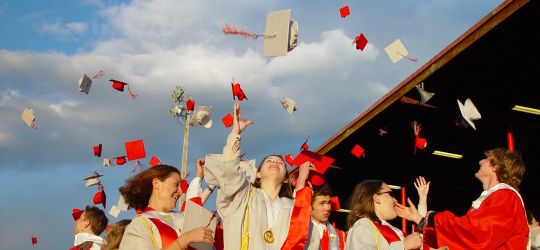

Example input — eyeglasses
[376,191,393,196]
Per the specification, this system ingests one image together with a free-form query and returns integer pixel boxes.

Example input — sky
[0,0,503,249]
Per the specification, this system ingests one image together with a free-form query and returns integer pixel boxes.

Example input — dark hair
[119,165,180,210]
[527,209,537,225]
[103,219,131,250]
[485,148,525,189]
[84,205,109,235]
[346,180,384,229]
[312,183,332,206]
[252,155,293,199]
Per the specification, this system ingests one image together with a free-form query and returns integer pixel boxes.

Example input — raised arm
[414,176,430,217]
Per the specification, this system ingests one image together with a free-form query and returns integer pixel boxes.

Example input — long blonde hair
[102,219,131,250]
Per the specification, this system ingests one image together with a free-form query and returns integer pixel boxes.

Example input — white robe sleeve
[186,176,202,200]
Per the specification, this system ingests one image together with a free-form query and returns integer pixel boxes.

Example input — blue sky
[0,0,502,249]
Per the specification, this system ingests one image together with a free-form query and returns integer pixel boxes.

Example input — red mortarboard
[284,154,295,166]
[222,113,234,128]
[351,144,365,158]
[412,121,427,154]
[186,96,195,112]
[330,196,341,211]
[231,80,248,101]
[31,235,38,245]
[109,79,138,99]
[125,139,146,161]
[339,5,350,18]
[72,208,84,221]
[116,156,127,165]
[354,34,368,51]
[93,189,107,209]
[93,144,102,157]
[290,150,335,186]
[148,156,161,167]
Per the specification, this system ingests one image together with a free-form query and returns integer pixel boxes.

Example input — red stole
[280,186,313,250]
[336,228,346,250]
[143,207,179,248]
[320,228,329,250]
[373,223,401,244]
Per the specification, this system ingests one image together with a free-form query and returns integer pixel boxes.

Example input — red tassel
[127,84,138,99]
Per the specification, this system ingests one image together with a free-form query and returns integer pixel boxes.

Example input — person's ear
[152,178,161,190]
[256,172,262,179]
[373,195,381,204]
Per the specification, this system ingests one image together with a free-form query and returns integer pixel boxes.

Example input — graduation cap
[148,156,161,166]
[21,108,37,129]
[83,172,103,187]
[115,156,127,165]
[109,205,121,218]
[180,197,204,212]
[222,113,234,128]
[263,9,298,57]
[457,98,481,130]
[109,195,129,218]
[351,144,365,158]
[93,184,107,209]
[72,208,84,221]
[103,158,112,167]
[79,74,92,94]
[93,144,102,157]
[412,121,427,155]
[330,196,347,212]
[186,96,195,113]
[384,39,417,63]
[289,150,335,186]
[300,136,310,151]
[109,79,138,99]
[280,96,297,114]
[415,82,435,105]
[339,5,350,18]
[231,78,248,101]
[31,235,38,246]
[284,154,295,166]
[353,33,368,51]
[125,139,146,161]
[190,105,213,128]
[223,9,298,57]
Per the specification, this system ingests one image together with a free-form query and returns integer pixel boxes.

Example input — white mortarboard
[263,9,298,57]
[109,205,121,218]
[280,96,297,114]
[384,39,409,63]
[190,105,213,128]
[181,200,217,250]
[117,195,128,211]
[457,98,481,130]
[21,108,36,128]
[83,172,103,187]
[78,74,92,94]
[103,158,111,167]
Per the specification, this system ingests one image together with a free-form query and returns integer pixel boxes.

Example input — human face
[475,157,497,183]
[154,172,182,212]
[374,183,398,221]
[73,211,89,234]
[311,195,331,224]
[258,156,287,183]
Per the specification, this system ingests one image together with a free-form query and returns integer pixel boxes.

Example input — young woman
[118,165,213,250]
[204,102,312,250]
[345,180,422,250]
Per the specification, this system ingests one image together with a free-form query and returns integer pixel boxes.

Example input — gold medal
[263,230,275,243]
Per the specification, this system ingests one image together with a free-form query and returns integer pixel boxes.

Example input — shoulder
[349,218,373,232]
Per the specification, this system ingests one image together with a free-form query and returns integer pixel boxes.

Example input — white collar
[471,183,523,210]
[74,232,103,246]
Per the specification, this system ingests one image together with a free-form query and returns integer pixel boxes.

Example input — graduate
[118,165,213,250]
[396,148,529,249]
[345,180,422,250]
[71,206,109,250]
[204,102,313,250]
[304,183,346,250]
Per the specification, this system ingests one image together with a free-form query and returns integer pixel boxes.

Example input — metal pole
[401,186,407,236]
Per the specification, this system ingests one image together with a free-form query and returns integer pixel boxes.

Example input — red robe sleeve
[280,186,312,250]
[423,189,528,250]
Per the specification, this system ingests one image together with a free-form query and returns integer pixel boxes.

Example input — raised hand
[395,198,423,224]
[414,176,430,200]
[196,158,205,179]
[232,102,253,135]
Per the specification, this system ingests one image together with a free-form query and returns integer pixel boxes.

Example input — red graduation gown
[423,189,528,249]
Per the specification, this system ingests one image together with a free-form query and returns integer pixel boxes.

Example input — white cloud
[37,20,88,39]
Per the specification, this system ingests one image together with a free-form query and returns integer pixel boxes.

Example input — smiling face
[257,155,287,183]
[373,183,398,221]
[153,172,182,212]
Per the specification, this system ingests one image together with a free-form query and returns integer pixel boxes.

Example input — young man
[397,148,529,249]
[305,183,345,250]
[72,205,108,250]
